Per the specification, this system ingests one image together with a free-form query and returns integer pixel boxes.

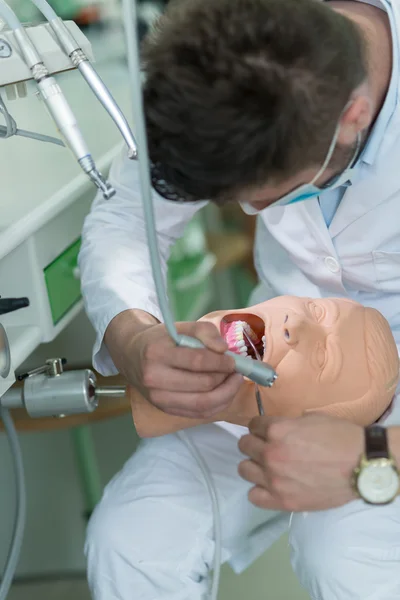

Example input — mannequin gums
[129,296,400,437]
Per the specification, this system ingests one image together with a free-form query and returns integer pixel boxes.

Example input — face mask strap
[309,123,341,185]
[350,131,362,166]
[309,99,357,186]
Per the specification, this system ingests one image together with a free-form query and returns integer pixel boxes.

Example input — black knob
[0,297,30,316]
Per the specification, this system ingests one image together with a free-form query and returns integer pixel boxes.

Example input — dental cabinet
[0,60,221,389]
[0,59,131,383]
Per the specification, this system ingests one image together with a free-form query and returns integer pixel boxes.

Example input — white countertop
[0,27,132,258]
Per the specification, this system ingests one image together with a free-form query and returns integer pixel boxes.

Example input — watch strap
[365,425,389,460]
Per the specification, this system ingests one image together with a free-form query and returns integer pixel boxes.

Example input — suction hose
[0,407,26,600]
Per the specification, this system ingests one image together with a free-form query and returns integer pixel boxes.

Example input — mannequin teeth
[224,320,264,358]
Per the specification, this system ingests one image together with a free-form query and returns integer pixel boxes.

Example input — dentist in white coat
[80,0,400,598]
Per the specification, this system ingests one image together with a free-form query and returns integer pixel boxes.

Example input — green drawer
[44,238,82,325]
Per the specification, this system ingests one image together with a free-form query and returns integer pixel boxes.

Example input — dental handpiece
[243,330,266,415]
[0,2,114,199]
[177,334,277,387]
[36,75,115,199]
[30,0,138,159]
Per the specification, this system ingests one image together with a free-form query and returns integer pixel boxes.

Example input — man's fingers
[143,366,229,393]
[238,433,266,465]
[176,321,228,353]
[248,415,286,440]
[151,372,244,418]
[248,486,279,511]
[164,346,236,374]
[238,459,266,487]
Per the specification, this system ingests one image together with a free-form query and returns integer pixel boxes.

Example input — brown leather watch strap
[365,425,389,460]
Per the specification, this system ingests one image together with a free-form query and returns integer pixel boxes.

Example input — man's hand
[238,414,364,512]
[105,310,243,419]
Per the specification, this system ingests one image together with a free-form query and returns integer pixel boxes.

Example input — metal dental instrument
[243,329,266,416]
[29,0,138,159]
[122,0,278,388]
[254,386,264,417]
[0,0,114,199]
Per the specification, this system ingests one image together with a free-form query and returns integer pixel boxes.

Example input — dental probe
[121,0,278,388]
[0,0,114,199]
[29,0,138,159]
[243,330,266,415]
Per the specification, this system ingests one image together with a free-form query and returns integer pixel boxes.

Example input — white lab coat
[81,2,400,597]
[79,0,400,378]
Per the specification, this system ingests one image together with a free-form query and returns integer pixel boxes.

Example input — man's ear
[338,94,372,145]
[304,391,388,427]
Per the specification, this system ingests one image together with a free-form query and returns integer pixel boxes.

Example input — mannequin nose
[283,313,320,345]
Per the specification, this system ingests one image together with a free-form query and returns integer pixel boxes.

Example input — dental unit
[0,1,278,598]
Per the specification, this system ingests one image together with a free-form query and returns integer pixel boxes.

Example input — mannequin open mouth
[220,314,265,359]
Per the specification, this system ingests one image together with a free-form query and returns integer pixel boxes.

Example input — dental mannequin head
[130,296,399,437]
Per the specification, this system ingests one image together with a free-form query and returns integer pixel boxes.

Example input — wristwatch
[353,425,400,505]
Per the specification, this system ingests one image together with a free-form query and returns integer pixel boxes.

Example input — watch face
[357,461,400,504]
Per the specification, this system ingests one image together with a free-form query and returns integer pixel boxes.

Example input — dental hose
[121,1,224,597]
[0,407,27,600]
[121,0,277,594]
[177,431,222,600]
[0,0,114,200]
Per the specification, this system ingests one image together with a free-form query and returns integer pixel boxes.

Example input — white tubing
[0,407,27,600]
[121,0,181,345]
[176,431,222,600]
[29,0,57,22]
[0,0,22,30]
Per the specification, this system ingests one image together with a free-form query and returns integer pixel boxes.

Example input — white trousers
[85,423,400,600]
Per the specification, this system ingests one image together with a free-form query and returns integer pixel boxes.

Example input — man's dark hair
[143,0,367,203]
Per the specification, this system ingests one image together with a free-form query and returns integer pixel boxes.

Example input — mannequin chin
[129,296,400,438]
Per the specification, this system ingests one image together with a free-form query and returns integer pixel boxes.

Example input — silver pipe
[76,61,137,159]
[95,386,126,399]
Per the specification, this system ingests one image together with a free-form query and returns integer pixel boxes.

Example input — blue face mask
[240,108,361,215]
[272,131,361,208]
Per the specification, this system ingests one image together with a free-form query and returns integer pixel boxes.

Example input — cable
[0,93,65,147]
[122,0,180,344]
[0,406,27,600]
[26,0,55,21]
[0,0,20,30]
[176,431,222,600]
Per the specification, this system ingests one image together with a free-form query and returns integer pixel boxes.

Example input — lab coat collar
[329,125,400,237]
[262,198,338,261]
[360,0,399,165]
[263,116,400,244]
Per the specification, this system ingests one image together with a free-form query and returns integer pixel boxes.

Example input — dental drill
[0,0,114,199]
[29,0,138,160]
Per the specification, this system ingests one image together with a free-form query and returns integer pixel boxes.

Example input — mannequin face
[202,296,394,418]
[130,295,399,438]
